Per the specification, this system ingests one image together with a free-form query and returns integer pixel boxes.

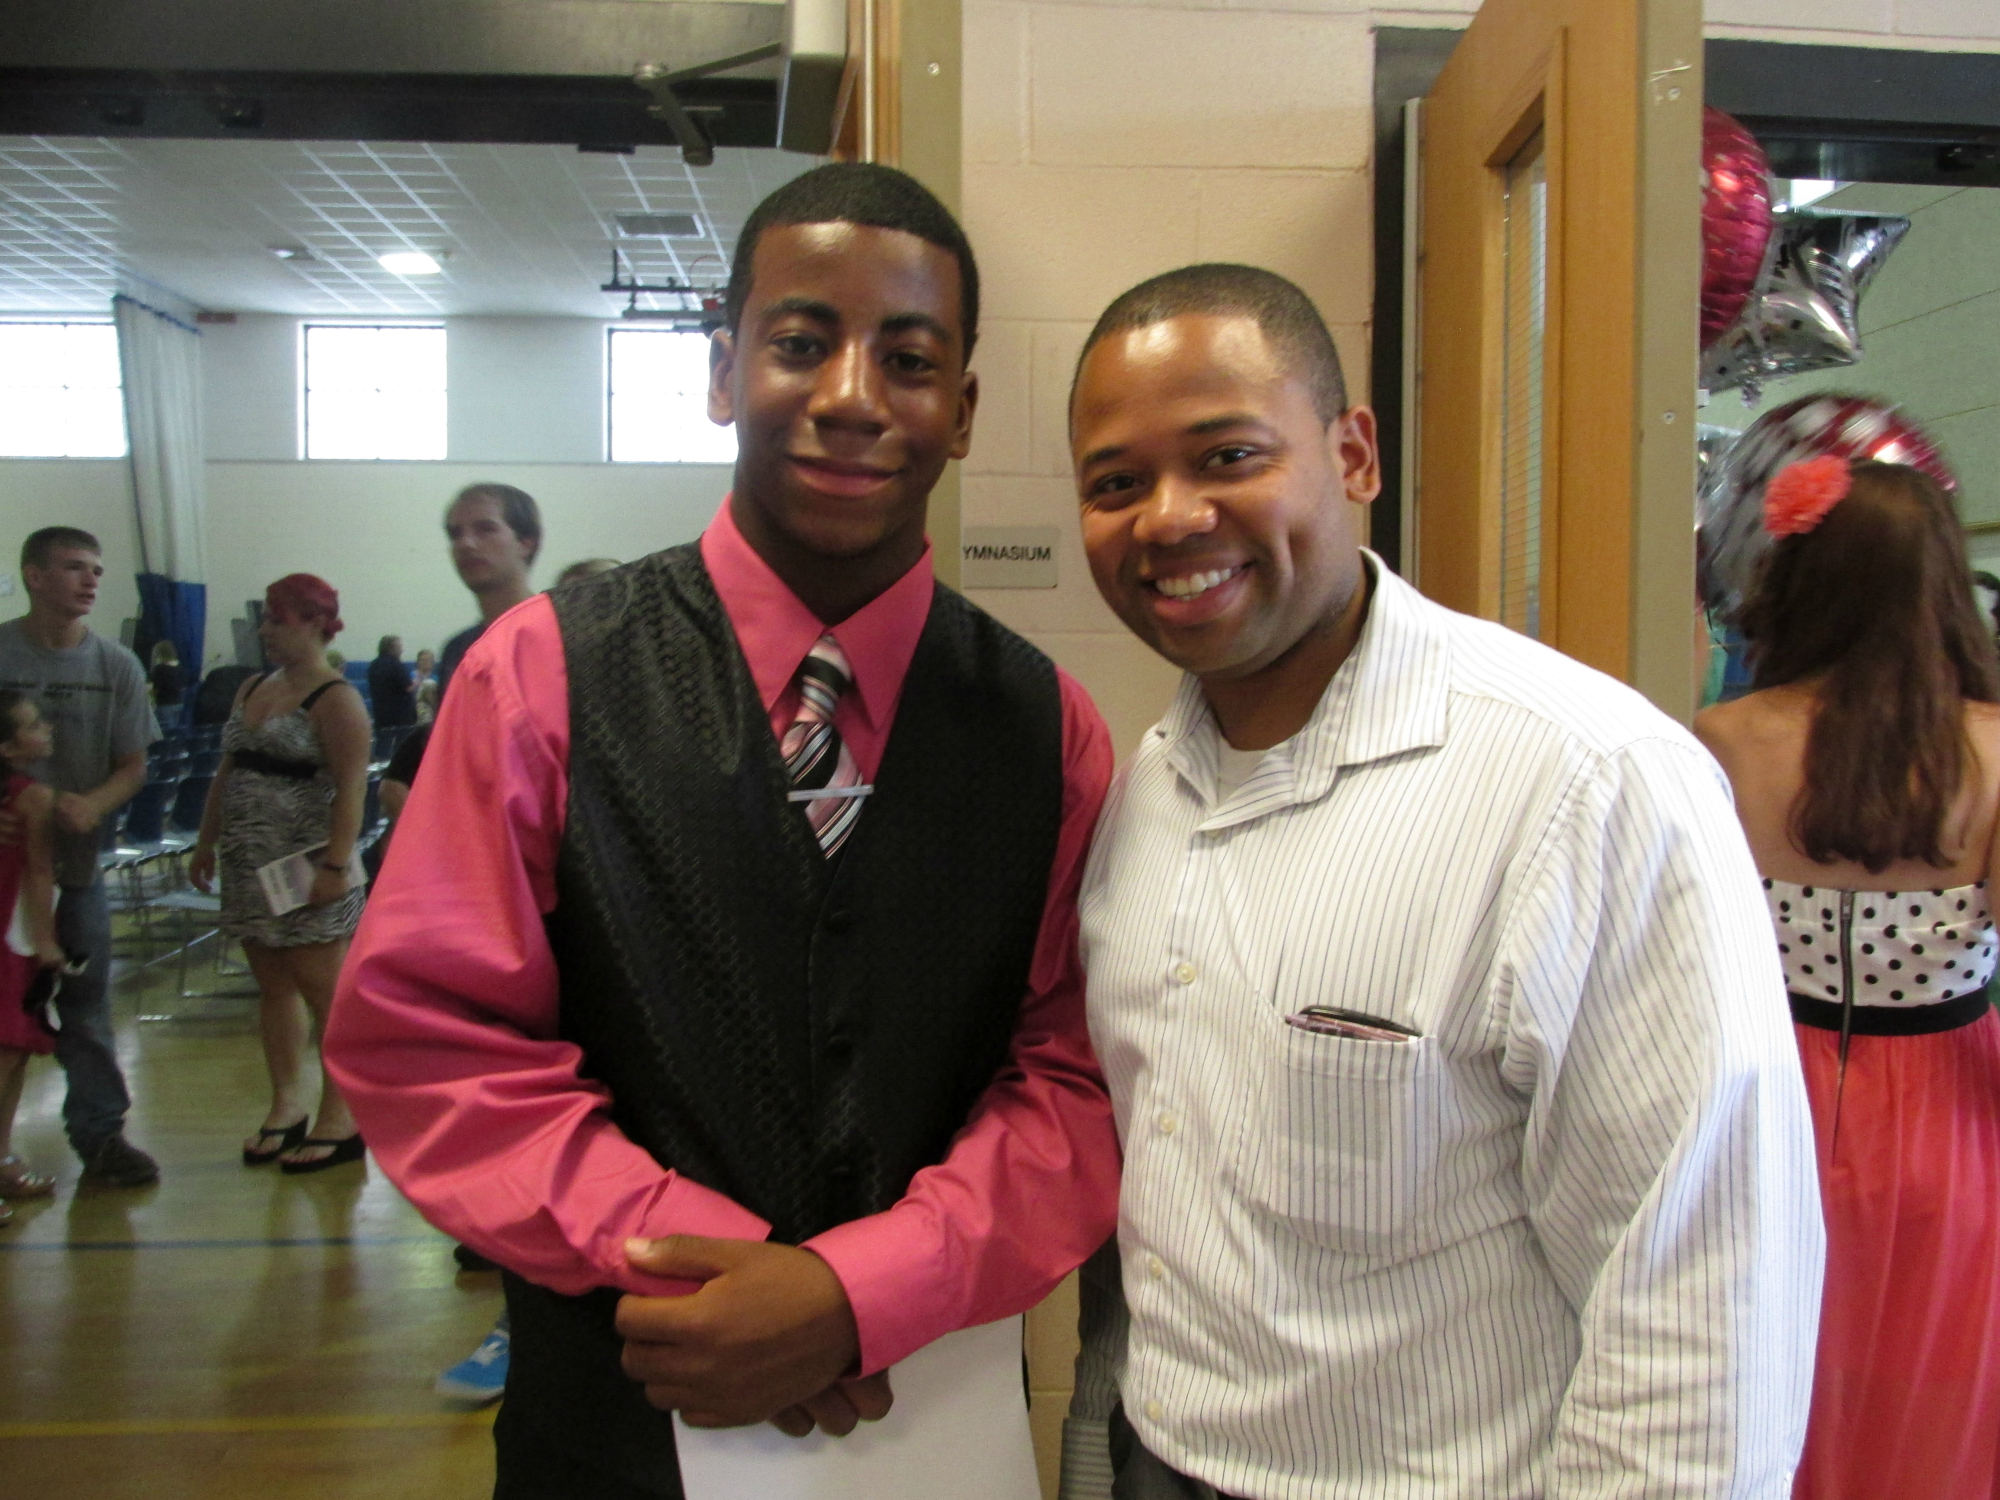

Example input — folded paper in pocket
[1285,1005,1420,1043]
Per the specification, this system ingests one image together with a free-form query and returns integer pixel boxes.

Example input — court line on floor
[0,1411,497,1438]
[0,1235,444,1251]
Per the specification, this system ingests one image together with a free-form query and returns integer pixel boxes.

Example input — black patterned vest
[501,543,1065,1489]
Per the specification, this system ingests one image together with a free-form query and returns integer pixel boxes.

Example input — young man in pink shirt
[326,164,1120,1498]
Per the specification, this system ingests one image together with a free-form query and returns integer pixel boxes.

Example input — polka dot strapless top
[1764,877,1999,1007]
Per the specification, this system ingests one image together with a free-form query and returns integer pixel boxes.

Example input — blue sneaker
[435,1321,509,1403]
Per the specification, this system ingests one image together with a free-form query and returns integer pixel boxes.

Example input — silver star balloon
[1700,210,1911,400]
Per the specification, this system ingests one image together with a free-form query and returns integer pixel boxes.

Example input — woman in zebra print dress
[190,575,372,1173]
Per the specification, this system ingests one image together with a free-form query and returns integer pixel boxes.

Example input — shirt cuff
[804,1210,948,1376]
[617,1176,775,1294]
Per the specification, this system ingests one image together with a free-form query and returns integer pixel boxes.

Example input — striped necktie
[781,633,865,856]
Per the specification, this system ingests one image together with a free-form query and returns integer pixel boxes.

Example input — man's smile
[787,454,904,498]
[1149,563,1246,600]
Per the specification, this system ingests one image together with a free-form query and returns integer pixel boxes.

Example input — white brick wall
[960,1,1423,762]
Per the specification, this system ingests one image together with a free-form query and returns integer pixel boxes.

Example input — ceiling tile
[0,136,814,316]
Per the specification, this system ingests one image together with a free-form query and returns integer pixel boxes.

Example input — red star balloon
[1701,108,1776,351]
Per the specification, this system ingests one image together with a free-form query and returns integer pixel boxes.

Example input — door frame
[1372,31,2000,579]
[1398,0,1702,712]
[835,0,965,586]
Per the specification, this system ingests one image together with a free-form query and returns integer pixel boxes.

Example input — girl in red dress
[1698,459,2000,1499]
[0,688,64,1221]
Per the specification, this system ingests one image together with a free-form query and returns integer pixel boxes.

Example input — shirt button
[1146,1254,1165,1281]
[1171,961,1197,985]
[1143,1398,1164,1422]
[1156,1111,1178,1136]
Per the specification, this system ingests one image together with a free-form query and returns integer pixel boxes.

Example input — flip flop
[0,1154,56,1198]
[243,1118,309,1166]
[279,1134,366,1175]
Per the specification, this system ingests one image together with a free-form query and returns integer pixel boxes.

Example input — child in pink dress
[0,688,64,1220]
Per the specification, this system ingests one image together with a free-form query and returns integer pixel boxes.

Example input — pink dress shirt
[326,502,1120,1375]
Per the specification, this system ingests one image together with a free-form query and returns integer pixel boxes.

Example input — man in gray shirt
[0,526,161,1185]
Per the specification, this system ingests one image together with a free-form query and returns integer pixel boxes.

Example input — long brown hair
[1741,461,2000,870]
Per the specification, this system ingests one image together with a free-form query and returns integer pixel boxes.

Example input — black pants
[492,1401,682,1500]
[1109,1404,1248,1500]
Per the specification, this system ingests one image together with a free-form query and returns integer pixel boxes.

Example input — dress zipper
[1831,889,1856,1153]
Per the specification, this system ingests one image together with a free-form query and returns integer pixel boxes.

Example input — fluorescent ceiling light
[378,250,443,276]
[268,245,313,262]
[617,213,702,238]
[1785,180,1842,209]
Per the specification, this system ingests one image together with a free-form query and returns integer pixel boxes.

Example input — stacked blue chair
[124,753,184,845]
[170,744,223,833]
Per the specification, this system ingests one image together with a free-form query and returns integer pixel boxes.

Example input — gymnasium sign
[961,527,1059,589]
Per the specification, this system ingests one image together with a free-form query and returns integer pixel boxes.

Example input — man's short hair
[1074,263,1347,424]
[21,526,102,572]
[725,162,980,354]
[378,635,400,656]
[447,483,543,564]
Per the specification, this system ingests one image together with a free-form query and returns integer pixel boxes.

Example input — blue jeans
[53,879,131,1156]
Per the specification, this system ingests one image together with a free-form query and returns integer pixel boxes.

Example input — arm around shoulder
[15,780,54,821]
[16,782,62,962]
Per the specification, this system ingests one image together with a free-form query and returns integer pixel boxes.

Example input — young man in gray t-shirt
[0,526,160,1186]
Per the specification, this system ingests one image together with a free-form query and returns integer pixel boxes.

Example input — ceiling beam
[0,0,785,79]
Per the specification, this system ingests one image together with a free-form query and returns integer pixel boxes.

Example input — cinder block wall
[958,1,1480,769]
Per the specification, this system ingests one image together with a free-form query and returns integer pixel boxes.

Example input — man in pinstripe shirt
[1062,265,1823,1500]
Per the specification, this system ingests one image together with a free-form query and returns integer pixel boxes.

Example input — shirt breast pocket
[1238,1019,1446,1258]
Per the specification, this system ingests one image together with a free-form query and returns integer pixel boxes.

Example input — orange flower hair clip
[1763,455,1853,538]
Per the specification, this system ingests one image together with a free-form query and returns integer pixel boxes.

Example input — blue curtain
[135,572,206,705]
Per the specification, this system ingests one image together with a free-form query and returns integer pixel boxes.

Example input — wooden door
[1414,0,1702,717]
[832,0,966,587]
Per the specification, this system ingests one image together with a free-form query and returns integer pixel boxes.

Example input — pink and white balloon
[1697,393,1955,619]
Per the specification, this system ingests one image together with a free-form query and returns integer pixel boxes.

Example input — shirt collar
[1159,551,1452,815]
[698,497,936,731]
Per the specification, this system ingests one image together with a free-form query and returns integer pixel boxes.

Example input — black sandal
[279,1134,366,1175]
[242,1118,309,1166]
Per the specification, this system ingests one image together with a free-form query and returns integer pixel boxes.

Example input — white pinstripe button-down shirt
[1081,558,1823,1499]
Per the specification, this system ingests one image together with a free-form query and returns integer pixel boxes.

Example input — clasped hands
[617,1235,893,1439]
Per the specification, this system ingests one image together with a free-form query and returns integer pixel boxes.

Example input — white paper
[673,1317,1040,1500]
[254,842,366,916]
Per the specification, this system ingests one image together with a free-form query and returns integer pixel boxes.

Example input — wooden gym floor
[0,933,501,1499]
